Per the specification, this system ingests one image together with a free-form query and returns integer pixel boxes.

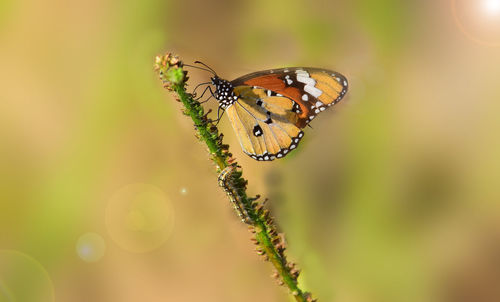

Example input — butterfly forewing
[231,67,348,128]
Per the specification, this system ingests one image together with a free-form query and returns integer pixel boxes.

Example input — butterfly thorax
[212,76,238,109]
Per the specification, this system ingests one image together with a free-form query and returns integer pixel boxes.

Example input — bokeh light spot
[76,233,106,262]
[0,250,54,302]
[180,187,188,195]
[106,183,175,253]
[482,0,500,15]
[452,0,500,46]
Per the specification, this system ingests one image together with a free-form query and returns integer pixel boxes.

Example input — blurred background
[1,0,500,301]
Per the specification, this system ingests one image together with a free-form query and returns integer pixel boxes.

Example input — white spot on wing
[302,94,308,101]
[296,74,316,86]
[304,85,323,98]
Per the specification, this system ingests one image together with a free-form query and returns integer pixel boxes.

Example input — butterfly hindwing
[231,67,348,128]
[225,86,304,161]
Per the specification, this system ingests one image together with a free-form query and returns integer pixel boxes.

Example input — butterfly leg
[214,106,225,126]
[198,86,215,104]
[191,81,211,99]
[206,106,225,125]
[194,85,214,102]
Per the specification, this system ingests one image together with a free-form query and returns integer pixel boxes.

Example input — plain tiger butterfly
[190,62,348,161]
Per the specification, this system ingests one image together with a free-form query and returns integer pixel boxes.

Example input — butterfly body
[210,67,348,161]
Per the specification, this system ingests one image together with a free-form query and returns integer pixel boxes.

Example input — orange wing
[231,67,348,128]
[224,86,304,161]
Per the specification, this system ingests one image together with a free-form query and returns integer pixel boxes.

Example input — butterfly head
[211,76,238,108]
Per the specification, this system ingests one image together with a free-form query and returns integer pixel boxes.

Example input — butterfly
[190,62,348,161]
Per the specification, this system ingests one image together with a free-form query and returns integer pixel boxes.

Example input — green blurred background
[1,0,500,301]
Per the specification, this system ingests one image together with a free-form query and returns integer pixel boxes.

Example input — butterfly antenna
[194,61,217,76]
[183,64,215,75]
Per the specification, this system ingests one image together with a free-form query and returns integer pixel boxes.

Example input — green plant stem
[155,53,314,302]
[174,85,228,169]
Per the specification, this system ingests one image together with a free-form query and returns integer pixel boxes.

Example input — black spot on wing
[252,125,263,137]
